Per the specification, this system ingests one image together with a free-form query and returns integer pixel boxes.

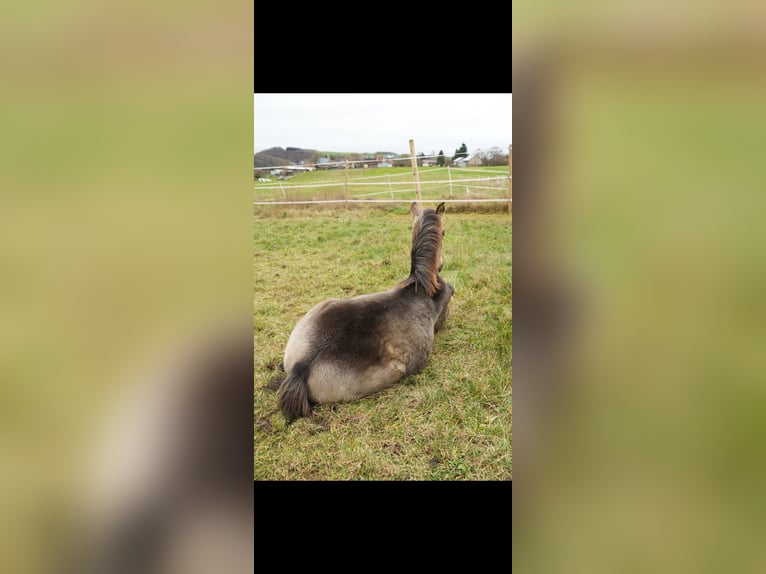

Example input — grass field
[254,204,512,480]
[253,165,510,203]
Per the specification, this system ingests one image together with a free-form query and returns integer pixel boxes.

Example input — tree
[437,150,446,167]
[417,152,425,167]
[453,143,468,160]
[479,146,506,166]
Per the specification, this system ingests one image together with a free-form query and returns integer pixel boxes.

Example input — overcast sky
[254,93,512,156]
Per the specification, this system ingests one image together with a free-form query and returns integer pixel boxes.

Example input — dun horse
[276,202,454,421]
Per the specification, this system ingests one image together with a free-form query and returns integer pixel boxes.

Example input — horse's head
[400,202,447,297]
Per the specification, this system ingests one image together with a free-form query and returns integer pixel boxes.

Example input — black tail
[277,361,313,422]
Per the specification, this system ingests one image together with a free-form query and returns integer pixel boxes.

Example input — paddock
[253,205,512,480]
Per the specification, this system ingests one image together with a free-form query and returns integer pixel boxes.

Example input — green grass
[254,165,510,203]
[254,205,511,480]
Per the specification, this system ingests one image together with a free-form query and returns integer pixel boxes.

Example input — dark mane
[398,204,444,297]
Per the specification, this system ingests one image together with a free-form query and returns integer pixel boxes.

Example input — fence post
[387,174,394,199]
[344,159,350,207]
[447,164,453,197]
[508,144,512,215]
[279,180,286,198]
[409,139,422,206]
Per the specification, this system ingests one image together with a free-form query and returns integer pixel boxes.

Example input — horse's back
[282,287,439,404]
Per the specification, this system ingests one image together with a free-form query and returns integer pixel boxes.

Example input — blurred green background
[513,4,766,573]
[0,2,252,572]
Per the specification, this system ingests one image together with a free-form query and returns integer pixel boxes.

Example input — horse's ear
[436,202,445,215]
[410,202,421,220]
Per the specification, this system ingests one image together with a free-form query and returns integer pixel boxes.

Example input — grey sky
[254,93,512,156]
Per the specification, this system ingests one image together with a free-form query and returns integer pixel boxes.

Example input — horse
[275,201,455,422]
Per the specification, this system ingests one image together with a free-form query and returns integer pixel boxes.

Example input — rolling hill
[254,147,403,168]
[253,147,316,168]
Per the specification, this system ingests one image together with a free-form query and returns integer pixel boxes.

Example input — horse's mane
[398,205,444,297]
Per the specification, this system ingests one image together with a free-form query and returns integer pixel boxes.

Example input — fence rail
[254,198,511,205]
[254,176,508,191]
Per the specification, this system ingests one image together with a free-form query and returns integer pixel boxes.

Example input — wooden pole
[508,144,512,215]
[409,139,422,206]
[447,164,453,197]
[344,159,350,207]
[387,174,394,199]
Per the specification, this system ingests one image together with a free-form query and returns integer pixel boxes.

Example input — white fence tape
[254,198,511,206]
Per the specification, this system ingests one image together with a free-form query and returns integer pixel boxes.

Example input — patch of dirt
[307,411,331,435]
[255,417,274,434]
[429,456,442,469]
[382,441,403,456]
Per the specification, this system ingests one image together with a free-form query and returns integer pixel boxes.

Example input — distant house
[453,152,483,168]
[422,158,438,167]
[465,153,483,167]
[377,161,393,168]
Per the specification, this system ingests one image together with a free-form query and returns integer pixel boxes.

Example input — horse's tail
[278,361,313,422]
